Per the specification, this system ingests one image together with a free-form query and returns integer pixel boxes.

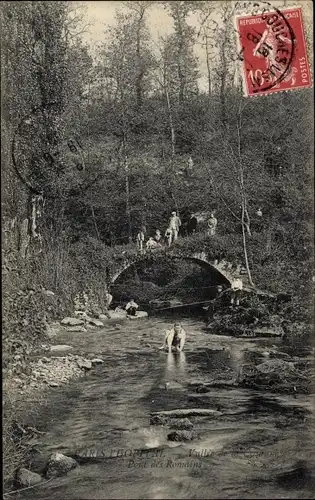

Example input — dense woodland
[1,2,314,489]
[1,1,314,358]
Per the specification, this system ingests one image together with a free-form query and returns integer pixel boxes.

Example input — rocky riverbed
[3,316,313,499]
[6,352,105,396]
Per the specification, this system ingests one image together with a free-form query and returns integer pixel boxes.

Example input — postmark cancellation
[235,2,312,96]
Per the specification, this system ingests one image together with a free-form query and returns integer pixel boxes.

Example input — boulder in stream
[99,314,111,321]
[61,317,84,326]
[88,318,104,327]
[241,359,312,393]
[127,311,148,320]
[50,345,73,352]
[274,460,315,489]
[150,415,167,426]
[151,409,222,418]
[252,325,284,337]
[164,381,185,390]
[45,452,78,478]
[77,359,92,370]
[16,468,42,487]
[167,430,195,442]
[66,325,87,332]
[187,380,207,388]
[46,322,61,338]
[91,358,104,365]
[256,359,296,374]
[168,418,193,430]
[195,385,211,394]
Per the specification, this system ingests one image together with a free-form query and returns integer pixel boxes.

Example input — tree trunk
[220,75,226,125]
[91,206,100,240]
[165,86,177,214]
[266,226,273,254]
[176,10,185,103]
[124,155,132,243]
[135,10,145,109]
[205,35,212,97]
[19,219,30,259]
[120,118,132,243]
[219,39,227,125]
[241,201,254,287]
[165,86,175,157]
[244,201,251,237]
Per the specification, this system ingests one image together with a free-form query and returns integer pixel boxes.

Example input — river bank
[4,316,315,499]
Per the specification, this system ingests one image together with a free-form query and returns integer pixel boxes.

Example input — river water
[23,317,314,499]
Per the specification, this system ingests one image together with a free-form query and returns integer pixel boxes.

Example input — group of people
[136,211,182,252]
[136,210,218,253]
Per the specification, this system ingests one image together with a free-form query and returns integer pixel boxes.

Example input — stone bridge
[109,248,249,288]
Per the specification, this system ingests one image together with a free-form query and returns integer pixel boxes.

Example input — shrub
[2,379,48,490]
[113,280,162,306]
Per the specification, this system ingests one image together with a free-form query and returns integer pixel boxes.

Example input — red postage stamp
[236,6,311,96]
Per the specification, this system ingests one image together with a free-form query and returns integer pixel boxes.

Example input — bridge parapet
[110,247,248,287]
[190,252,248,286]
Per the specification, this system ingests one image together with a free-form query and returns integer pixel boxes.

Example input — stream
[22,317,315,499]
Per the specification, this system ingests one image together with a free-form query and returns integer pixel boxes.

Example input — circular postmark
[237,1,296,95]
[11,102,102,198]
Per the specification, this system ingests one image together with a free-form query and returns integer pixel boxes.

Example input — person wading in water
[159,323,187,353]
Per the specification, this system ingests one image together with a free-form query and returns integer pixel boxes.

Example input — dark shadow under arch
[111,253,231,286]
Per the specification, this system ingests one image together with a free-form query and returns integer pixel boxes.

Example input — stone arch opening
[111,254,231,287]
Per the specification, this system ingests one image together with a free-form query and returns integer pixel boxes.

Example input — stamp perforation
[234,2,312,97]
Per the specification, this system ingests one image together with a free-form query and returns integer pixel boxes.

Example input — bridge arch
[110,250,243,286]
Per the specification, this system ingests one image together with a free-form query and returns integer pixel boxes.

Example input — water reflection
[164,352,186,382]
[229,346,246,380]
[19,317,314,500]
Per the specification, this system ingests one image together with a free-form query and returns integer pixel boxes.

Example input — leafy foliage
[1,0,313,360]
[2,2,313,489]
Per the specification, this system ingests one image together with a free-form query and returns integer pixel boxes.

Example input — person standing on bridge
[165,227,172,247]
[230,277,243,307]
[168,211,181,245]
[207,212,217,236]
[187,213,198,235]
[136,226,146,253]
